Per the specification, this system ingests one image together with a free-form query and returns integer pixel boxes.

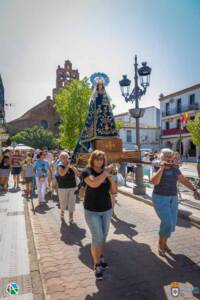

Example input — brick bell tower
[52,60,79,100]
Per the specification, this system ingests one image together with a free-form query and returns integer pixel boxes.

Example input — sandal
[158,247,166,257]
[165,245,172,254]
[112,212,117,219]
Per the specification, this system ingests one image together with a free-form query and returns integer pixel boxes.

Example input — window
[177,119,181,129]
[166,121,169,129]
[189,94,195,105]
[126,130,132,143]
[40,120,48,129]
[166,103,170,115]
[177,98,182,113]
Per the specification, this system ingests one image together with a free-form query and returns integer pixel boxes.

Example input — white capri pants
[36,177,48,203]
[58,188,76,212]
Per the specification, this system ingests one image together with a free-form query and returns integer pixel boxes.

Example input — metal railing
[162,127,189,135]
[162,103,199,117]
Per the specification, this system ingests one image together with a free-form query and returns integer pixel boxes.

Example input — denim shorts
[84,209,112,246]
[11,167,22,175]
[152,193,178,238]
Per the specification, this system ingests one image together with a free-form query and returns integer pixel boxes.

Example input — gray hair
[160,148,173,160]
[59,151,69,159]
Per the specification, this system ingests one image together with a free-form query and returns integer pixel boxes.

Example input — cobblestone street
[28,192,200,300]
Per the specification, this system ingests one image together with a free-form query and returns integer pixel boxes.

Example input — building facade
[115,106,160,127]
[117,123,160,151]
[8,96,59,135]
[160,83,200,158]
[114,106,161,151]
[8,60,79,136]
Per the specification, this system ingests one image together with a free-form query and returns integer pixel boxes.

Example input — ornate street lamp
[119,75,131,100]
[138,62,151,88]
[119,55,151,195]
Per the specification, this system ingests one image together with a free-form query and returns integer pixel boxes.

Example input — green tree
[11,126,56,149]
[187,114,200,146]
[55,78,91,150]
[115,120,124,132]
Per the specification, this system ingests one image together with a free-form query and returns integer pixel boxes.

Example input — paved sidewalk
[0,188,33,300]
[180,163,197,178]
[29,193,200,300]
[119,181,200,224]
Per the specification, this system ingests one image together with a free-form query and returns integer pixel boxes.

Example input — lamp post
[119,55,151,195]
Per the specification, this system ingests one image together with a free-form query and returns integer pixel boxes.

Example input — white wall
[118,127,160,151]
[140,107,160,127]
[115,106,160,127]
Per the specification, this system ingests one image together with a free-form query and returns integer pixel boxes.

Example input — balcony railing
[162,127,189,135]
[162,103,199,117]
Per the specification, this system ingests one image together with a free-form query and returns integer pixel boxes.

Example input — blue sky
[0,0,200,121]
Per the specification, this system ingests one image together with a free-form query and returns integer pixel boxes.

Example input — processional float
[73,73,140,166]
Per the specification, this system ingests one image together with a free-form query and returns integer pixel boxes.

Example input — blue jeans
[152,193,178,238]
[84,209,112,245]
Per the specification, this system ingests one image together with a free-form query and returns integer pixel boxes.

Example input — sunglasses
[94,157,104,161]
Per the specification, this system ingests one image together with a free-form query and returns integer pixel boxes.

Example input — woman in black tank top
[57,152,79,223]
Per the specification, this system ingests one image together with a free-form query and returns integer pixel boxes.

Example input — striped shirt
[11,155,23,167]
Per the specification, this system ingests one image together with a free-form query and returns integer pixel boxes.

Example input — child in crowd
[11,149,23,189]
[22,157,34,198]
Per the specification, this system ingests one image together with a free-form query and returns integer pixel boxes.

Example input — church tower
[52,60,79,100]
[0,74,5,124]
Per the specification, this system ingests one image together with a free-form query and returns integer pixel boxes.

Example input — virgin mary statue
[73,75,118,159]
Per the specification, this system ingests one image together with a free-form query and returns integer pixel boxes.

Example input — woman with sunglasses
[82,150,117,280]
[151,148,200,257]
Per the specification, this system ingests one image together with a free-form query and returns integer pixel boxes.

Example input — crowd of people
[0,147,58,195]
[0,146,200,280]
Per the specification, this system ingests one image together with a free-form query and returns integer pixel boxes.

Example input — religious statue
[73,72,140,166]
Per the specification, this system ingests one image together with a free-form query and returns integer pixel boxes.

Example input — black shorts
[127,166,134,173]
[11,167,22,175]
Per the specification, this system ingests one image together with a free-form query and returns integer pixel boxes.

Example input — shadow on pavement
[176,215,193,228]
[177,210,200,229]
[60,220,86,247]
[79,239,200,300]
[34,203,54,214]
[8,188,19,193]
[111,217,138,240]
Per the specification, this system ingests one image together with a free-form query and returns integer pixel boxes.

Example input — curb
[24,199,46,300]
[118,188,200,226]
[27,201,49,300]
